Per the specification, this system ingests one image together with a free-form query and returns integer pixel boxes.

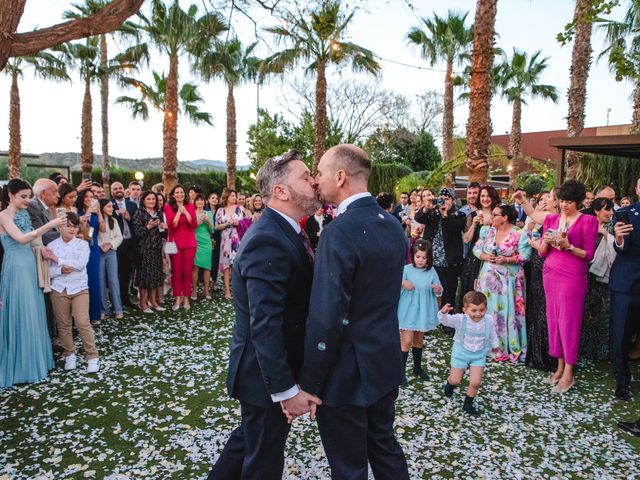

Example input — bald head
[323,144,371,180]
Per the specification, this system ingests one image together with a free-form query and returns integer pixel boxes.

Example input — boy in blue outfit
[438,291,499,416]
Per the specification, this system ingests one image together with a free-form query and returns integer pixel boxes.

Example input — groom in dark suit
[208,150,321,480]
[285,144,409,479]
[610,176,640,403]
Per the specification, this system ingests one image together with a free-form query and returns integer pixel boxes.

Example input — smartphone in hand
[615,211,630,225]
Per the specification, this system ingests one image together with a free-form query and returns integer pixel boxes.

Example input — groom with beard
[207,150,322,480]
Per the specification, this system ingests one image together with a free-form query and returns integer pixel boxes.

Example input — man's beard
[114,192,124,200]
[289,185,321,216]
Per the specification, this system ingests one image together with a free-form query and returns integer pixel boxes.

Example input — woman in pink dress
[538,180,598,393]
[164,185,197,311]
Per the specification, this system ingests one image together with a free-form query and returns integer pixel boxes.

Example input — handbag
[164,239,178,255]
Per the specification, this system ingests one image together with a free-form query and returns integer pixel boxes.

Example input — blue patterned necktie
[299,230,315,262]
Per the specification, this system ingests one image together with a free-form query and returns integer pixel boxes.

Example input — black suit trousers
[316,389,409,480]
[208,402,290,480]
[117,238,137,302]
[610,290,640,386]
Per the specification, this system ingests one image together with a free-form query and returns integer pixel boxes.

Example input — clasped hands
[280,390,322,424]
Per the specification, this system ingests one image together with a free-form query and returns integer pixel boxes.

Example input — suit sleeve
[299,226,354,395]
[241,235,297,394]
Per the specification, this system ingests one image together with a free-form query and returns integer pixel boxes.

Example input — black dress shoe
[618,419,640,436]
[615,384,631,402]
[51,337,64,353]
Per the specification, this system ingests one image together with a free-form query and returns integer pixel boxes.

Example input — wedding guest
[456,185,500,310]
[392,192,410,222]
[513,188,528,228]
[473,204,531,362]
[133,191,166,313]
[251,194,264,220]
[620,196,632,208]
[582,191,595,210]
[0,179,67,388]
[57,183,78,212]
[27,179,61,246]
[538,180,598,393]
[110,181,138,309]
[76,189,106,326]
[164,185,197,310]
[215,188,244,300]
[90,182,105,200]
[188,184,202,204]
[304,205,333,252]
[409,190,425,241]
[152,183,165,195]
[156,193,169,305]
[47,212,99,373]
[127,181,142,207]
[98,199,123,320]
[191,194,215,301]
[207,192,222,291]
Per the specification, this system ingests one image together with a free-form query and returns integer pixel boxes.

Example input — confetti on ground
[1,287,639,479]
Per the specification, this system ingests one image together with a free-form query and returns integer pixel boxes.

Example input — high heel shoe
[552,378,575,394]
[172,303,180,311]
[542,376,560,385]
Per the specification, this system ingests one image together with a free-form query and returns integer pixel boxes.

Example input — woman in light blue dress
[397,239,442,385]
[0,179,67,388]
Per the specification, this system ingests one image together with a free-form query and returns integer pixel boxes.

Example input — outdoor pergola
[549,134,640,182]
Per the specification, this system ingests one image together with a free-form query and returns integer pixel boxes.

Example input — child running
[397,239,442,386]
[439,291,499,415]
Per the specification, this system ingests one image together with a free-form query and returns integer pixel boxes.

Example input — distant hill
[33,153,249,172]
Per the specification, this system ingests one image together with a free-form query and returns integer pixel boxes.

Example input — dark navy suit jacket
[299,196,408,407]
[226,207,313,408]
[610,201,640,295]
[111,198,138,237]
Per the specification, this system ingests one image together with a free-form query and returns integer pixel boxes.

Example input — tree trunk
[631,80,640,134]
[81,74,94,176]
[8,72,21,179]
[565,0,593,180]
[509,97,523,182]
[442,59,454,161]
[100,33,110,197]
[314,58,327,172]
[226,82,237,189]
[0,0,144,72]
[465,0,497,184]
[163,53,179,193]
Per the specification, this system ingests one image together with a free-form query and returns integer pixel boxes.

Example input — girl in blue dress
[0,179,67,388]
[397,239,442,385]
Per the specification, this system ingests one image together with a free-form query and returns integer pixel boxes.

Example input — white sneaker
[86,358,100,374]
[64,354,77,371]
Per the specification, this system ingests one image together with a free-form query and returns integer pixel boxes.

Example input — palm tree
[134,0,227,191]
[495,48,559,177]
[64,0,143,193]
[407,10,472,161]
[565,0,594,180]
[599,0,640,132]
[465,0,498,183]
[4,52,69,178]
[263,1,380,170]
[116,72,212,150]
[193,38,261,189]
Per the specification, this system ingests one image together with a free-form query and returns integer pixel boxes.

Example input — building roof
[548,133,640,159]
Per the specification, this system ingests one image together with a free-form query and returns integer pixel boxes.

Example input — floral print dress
[473,226,532,362]
[216,206,244,274]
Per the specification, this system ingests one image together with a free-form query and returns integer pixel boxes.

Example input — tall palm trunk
[443,59,454,161]
[8,72,21,179]
[81,74,94,176]
[565,0,593,180]
[631,80,640,134]
[509,97,522,182]
[100,33,110,196]
[465,0,497,183]
[314,58,327,172]
[163,53,179,192]
[226,82,237,189]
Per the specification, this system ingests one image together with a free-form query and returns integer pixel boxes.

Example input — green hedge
[368,163,398,195]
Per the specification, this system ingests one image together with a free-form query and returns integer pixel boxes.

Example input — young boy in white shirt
[45,212,99,373]
[438,291,499,415]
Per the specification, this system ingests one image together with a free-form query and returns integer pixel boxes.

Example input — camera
[436,197,445,207]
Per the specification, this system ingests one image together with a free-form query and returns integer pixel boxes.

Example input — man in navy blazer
[110,182,139,308]
[609,176,640,403]
[208,150,321,480]
[285,144,409,479]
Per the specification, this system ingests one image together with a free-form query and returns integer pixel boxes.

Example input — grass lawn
[1,292,639,479]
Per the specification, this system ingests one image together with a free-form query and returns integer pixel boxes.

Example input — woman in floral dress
[473,204,531,363]
[215,188,245,299]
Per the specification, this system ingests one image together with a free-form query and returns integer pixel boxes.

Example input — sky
[0,0,634,167]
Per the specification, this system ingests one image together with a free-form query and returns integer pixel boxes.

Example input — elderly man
[208,150,321,480]
[27,178,61,246]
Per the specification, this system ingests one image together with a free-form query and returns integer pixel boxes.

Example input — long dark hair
[99,199,114,230]
[57,182,76,207]
[75,189,93,214]
[1,178,32,209]
[167,184,186,213]
[411,239,433,270]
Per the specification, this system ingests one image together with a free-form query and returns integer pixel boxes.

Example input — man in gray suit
[27,178,60,246]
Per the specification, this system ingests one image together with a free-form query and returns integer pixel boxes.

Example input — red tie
[299,230,315,262]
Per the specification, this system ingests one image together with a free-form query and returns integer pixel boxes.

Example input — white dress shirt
[438,312,499,352]
[48,237,90,295]
[336,192,372,216]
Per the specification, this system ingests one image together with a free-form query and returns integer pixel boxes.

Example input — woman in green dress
[191,194,215,300]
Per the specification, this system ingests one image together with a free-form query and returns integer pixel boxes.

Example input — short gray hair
[256,150,303,199]
[33,178,56,198]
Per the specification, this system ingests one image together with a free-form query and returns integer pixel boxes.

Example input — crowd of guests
[388,178,640,417]
[0,173,265,388]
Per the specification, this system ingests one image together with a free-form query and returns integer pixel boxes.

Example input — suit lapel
[263,208,312,270]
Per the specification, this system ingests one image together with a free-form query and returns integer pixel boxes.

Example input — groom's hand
[280,390,322,424]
